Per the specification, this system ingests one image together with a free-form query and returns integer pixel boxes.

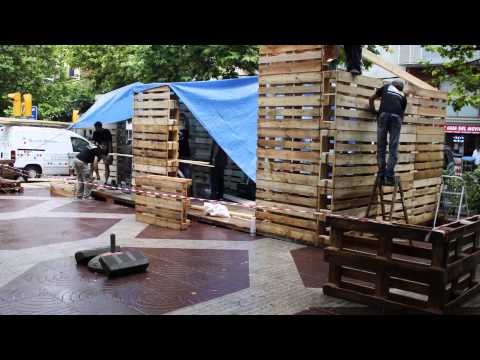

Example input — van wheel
[24,165,42,180]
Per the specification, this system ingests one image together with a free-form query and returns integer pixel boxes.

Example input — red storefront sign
[444,125,480,134]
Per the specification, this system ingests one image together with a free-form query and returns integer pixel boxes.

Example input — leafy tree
[66,45,260,91]
[421,45,480,111]
[0,45,95,121]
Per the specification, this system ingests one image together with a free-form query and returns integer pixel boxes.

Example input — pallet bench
[323,213,480,314]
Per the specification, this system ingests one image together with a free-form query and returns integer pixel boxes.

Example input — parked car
[0,125,92,180]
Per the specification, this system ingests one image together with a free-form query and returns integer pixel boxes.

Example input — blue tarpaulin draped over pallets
[71,77,259,181]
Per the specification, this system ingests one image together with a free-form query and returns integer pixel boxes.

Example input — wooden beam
[362,49,438,91]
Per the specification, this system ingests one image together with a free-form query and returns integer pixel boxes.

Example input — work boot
[383,177,395,187]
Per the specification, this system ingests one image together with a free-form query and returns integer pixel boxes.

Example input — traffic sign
[31,106,37,120]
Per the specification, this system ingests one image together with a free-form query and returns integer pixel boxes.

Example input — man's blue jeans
[377,112,402,179]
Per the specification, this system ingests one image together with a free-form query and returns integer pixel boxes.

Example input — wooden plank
[255,189,318,208]
[136,213,183,230]
[259,96,321,107]
[258,128,321,139]
[256,171,318,186]
[259,59,322,75]
[333,118,417,134]
[257,161,319,174]
[256,221,317,243]
[135,195,184,211]
[256,211,318,230]
[258,139,321,151]
[256,199,318,220]
[135,92,170,100]
[258,119,320,130]
[133,118,174,126]
[259,85,322,95]
[362,49,437,91]
[260,45,323,56]
[135,205,183,221]
[256,179,317,197]
[133,140,178,151]
[259,108,322,117]
[257,148,320,162]
[259,50,323,64]
[335,71,384,89]
[259,72,323,85]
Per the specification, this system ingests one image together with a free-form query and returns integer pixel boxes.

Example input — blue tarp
[71,77,259,181]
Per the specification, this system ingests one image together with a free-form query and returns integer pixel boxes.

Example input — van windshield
[71,137,89,152]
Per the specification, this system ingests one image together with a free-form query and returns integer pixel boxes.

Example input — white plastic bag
[203,202,231,218]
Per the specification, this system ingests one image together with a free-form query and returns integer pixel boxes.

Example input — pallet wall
[132,86,179,182]
[256,45,447,246]
[256,45,329,246]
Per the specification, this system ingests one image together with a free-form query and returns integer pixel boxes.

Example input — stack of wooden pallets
[255,45,447,246]
[0,177,23,193]
[256,45,329,245]
[135,175,192,230]
[224,159,248,194]
[132,86,179,182]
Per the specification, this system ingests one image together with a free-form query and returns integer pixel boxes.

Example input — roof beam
[363,49,438,91]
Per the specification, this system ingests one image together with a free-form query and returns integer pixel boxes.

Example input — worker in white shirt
[472,145,480,170]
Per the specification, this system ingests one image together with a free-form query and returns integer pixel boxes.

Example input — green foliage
[330,45,390,70]
[0,45,391,122]
[462,169,480,214]
[66,45,260,92]
[0,45,95,121]
[441,169,480,215]
[421,45,480,112]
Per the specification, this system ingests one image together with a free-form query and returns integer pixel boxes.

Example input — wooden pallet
[50,182,74,197]
[256,45,330,246]
[323,214,480,314]
[0,177,23,193]
[135,175,192,230]
[132,86,179,180]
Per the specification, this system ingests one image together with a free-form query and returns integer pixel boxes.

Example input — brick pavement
[0,181,478,315]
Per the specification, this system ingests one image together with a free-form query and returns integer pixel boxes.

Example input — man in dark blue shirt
[369,80,408,186]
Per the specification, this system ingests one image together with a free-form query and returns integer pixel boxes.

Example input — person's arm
[369,88,383,114]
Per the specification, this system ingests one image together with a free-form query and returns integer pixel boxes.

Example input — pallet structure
[323,214,480,314]
[183,105,213,197]
[135,175,191,230]
[256,45,447,246]
[0,177,23,193]
[224,159,249,195]
[132,85,180,181]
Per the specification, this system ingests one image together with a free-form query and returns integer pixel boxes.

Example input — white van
[0,125,92,178]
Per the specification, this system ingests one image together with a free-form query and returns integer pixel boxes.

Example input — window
[71,137,89,153]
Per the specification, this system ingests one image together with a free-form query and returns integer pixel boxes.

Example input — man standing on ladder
[369,79,408,186]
